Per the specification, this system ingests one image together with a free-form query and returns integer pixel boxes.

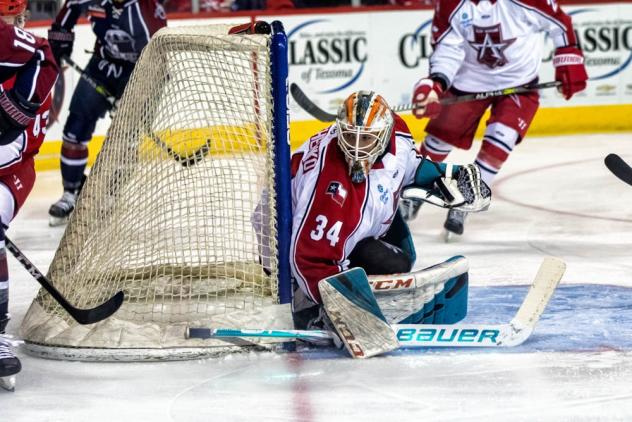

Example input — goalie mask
[0,0,28,27]
[336,91,394,183]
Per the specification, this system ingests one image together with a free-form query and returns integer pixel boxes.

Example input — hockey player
[0,0,58,390]
[47,0,167,225]
[409,0,588,238]
[289,90,490,354]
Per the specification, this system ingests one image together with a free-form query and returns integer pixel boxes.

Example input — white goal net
[20,23,293,361]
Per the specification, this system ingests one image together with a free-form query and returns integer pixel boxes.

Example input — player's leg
[0,163,34,390]
[475,91,540,186]
[0,222,20,391]
[49,59,111,226]
[421,89,491,160]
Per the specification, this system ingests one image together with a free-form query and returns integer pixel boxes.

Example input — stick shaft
[4,236,124,324]
[292,81,562,123]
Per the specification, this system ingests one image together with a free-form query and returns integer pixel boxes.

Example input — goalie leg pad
[441,272,468,323]
[429,272,468,324]
[396,256,469,325]
[319,268,399,359]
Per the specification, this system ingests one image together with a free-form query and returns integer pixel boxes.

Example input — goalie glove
[452,164,491,212]
[401,163,491,212]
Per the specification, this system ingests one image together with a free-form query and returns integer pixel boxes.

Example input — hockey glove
[48,23,75,66]
[412,77,443,119]
[402,163,490,212]
[0,89,37,145]
[553,46,588,100]
[452,164,491,212]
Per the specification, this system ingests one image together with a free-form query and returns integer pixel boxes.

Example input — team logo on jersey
[468,24,516,69]
[326,181,348,206]
[377,184,389,204]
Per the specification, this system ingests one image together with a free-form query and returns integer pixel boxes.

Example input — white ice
[1,133,631,421]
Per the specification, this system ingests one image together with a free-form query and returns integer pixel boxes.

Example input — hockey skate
[443,208,468,242]
[48,191,77,227]
[0,336,20,392]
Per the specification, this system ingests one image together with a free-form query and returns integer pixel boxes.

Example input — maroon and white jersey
[290,115,421,303]
[431,0,577,92]
[0,78,51,175]
[0,20,58,105]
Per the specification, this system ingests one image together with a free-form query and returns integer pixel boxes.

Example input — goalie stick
[4,236,124,325]
[62,56,211,168]
[187,257,565,350]
[605,153,632,186]
[291,81,562,123]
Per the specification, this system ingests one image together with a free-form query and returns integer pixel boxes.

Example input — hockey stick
[4,236,124,324]
[290,81,562,123]
[188,257,565,349]
[62,56,211,168]
[605,153,632,186]
[48,68,65,129]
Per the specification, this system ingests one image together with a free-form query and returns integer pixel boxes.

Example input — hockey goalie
[289,91,491,357]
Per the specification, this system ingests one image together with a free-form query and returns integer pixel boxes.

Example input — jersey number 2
[310,215,342,247]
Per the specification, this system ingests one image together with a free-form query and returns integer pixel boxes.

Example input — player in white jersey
[289,90,491,335]
[408,0,588,238]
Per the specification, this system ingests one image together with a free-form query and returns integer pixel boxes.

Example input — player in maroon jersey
[408,0,588,239]
[0,0,58,391]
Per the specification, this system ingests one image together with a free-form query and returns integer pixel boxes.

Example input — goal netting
[20,23,293,361]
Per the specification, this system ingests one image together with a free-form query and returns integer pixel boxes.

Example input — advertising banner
[27,3,632,145]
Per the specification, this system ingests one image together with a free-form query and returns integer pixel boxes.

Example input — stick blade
[501,257,565,346]
[605,153,632,185]
[71,291,125,325]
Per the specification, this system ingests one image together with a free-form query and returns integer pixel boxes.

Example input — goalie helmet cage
[20,21,293,361]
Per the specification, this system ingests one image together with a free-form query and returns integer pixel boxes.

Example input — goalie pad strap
[319,268,399,359]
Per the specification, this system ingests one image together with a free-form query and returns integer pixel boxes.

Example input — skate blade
[0,376,15,392]
[48,215,69,227]
[442,229,460,243]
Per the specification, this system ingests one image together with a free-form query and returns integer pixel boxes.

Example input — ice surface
[1,133,631,420]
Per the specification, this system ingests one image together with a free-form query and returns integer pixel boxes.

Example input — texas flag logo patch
[326,181,348,206]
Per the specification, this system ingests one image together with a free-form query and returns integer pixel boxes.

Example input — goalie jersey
[290,115,422,303]
[431,0,578,92]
